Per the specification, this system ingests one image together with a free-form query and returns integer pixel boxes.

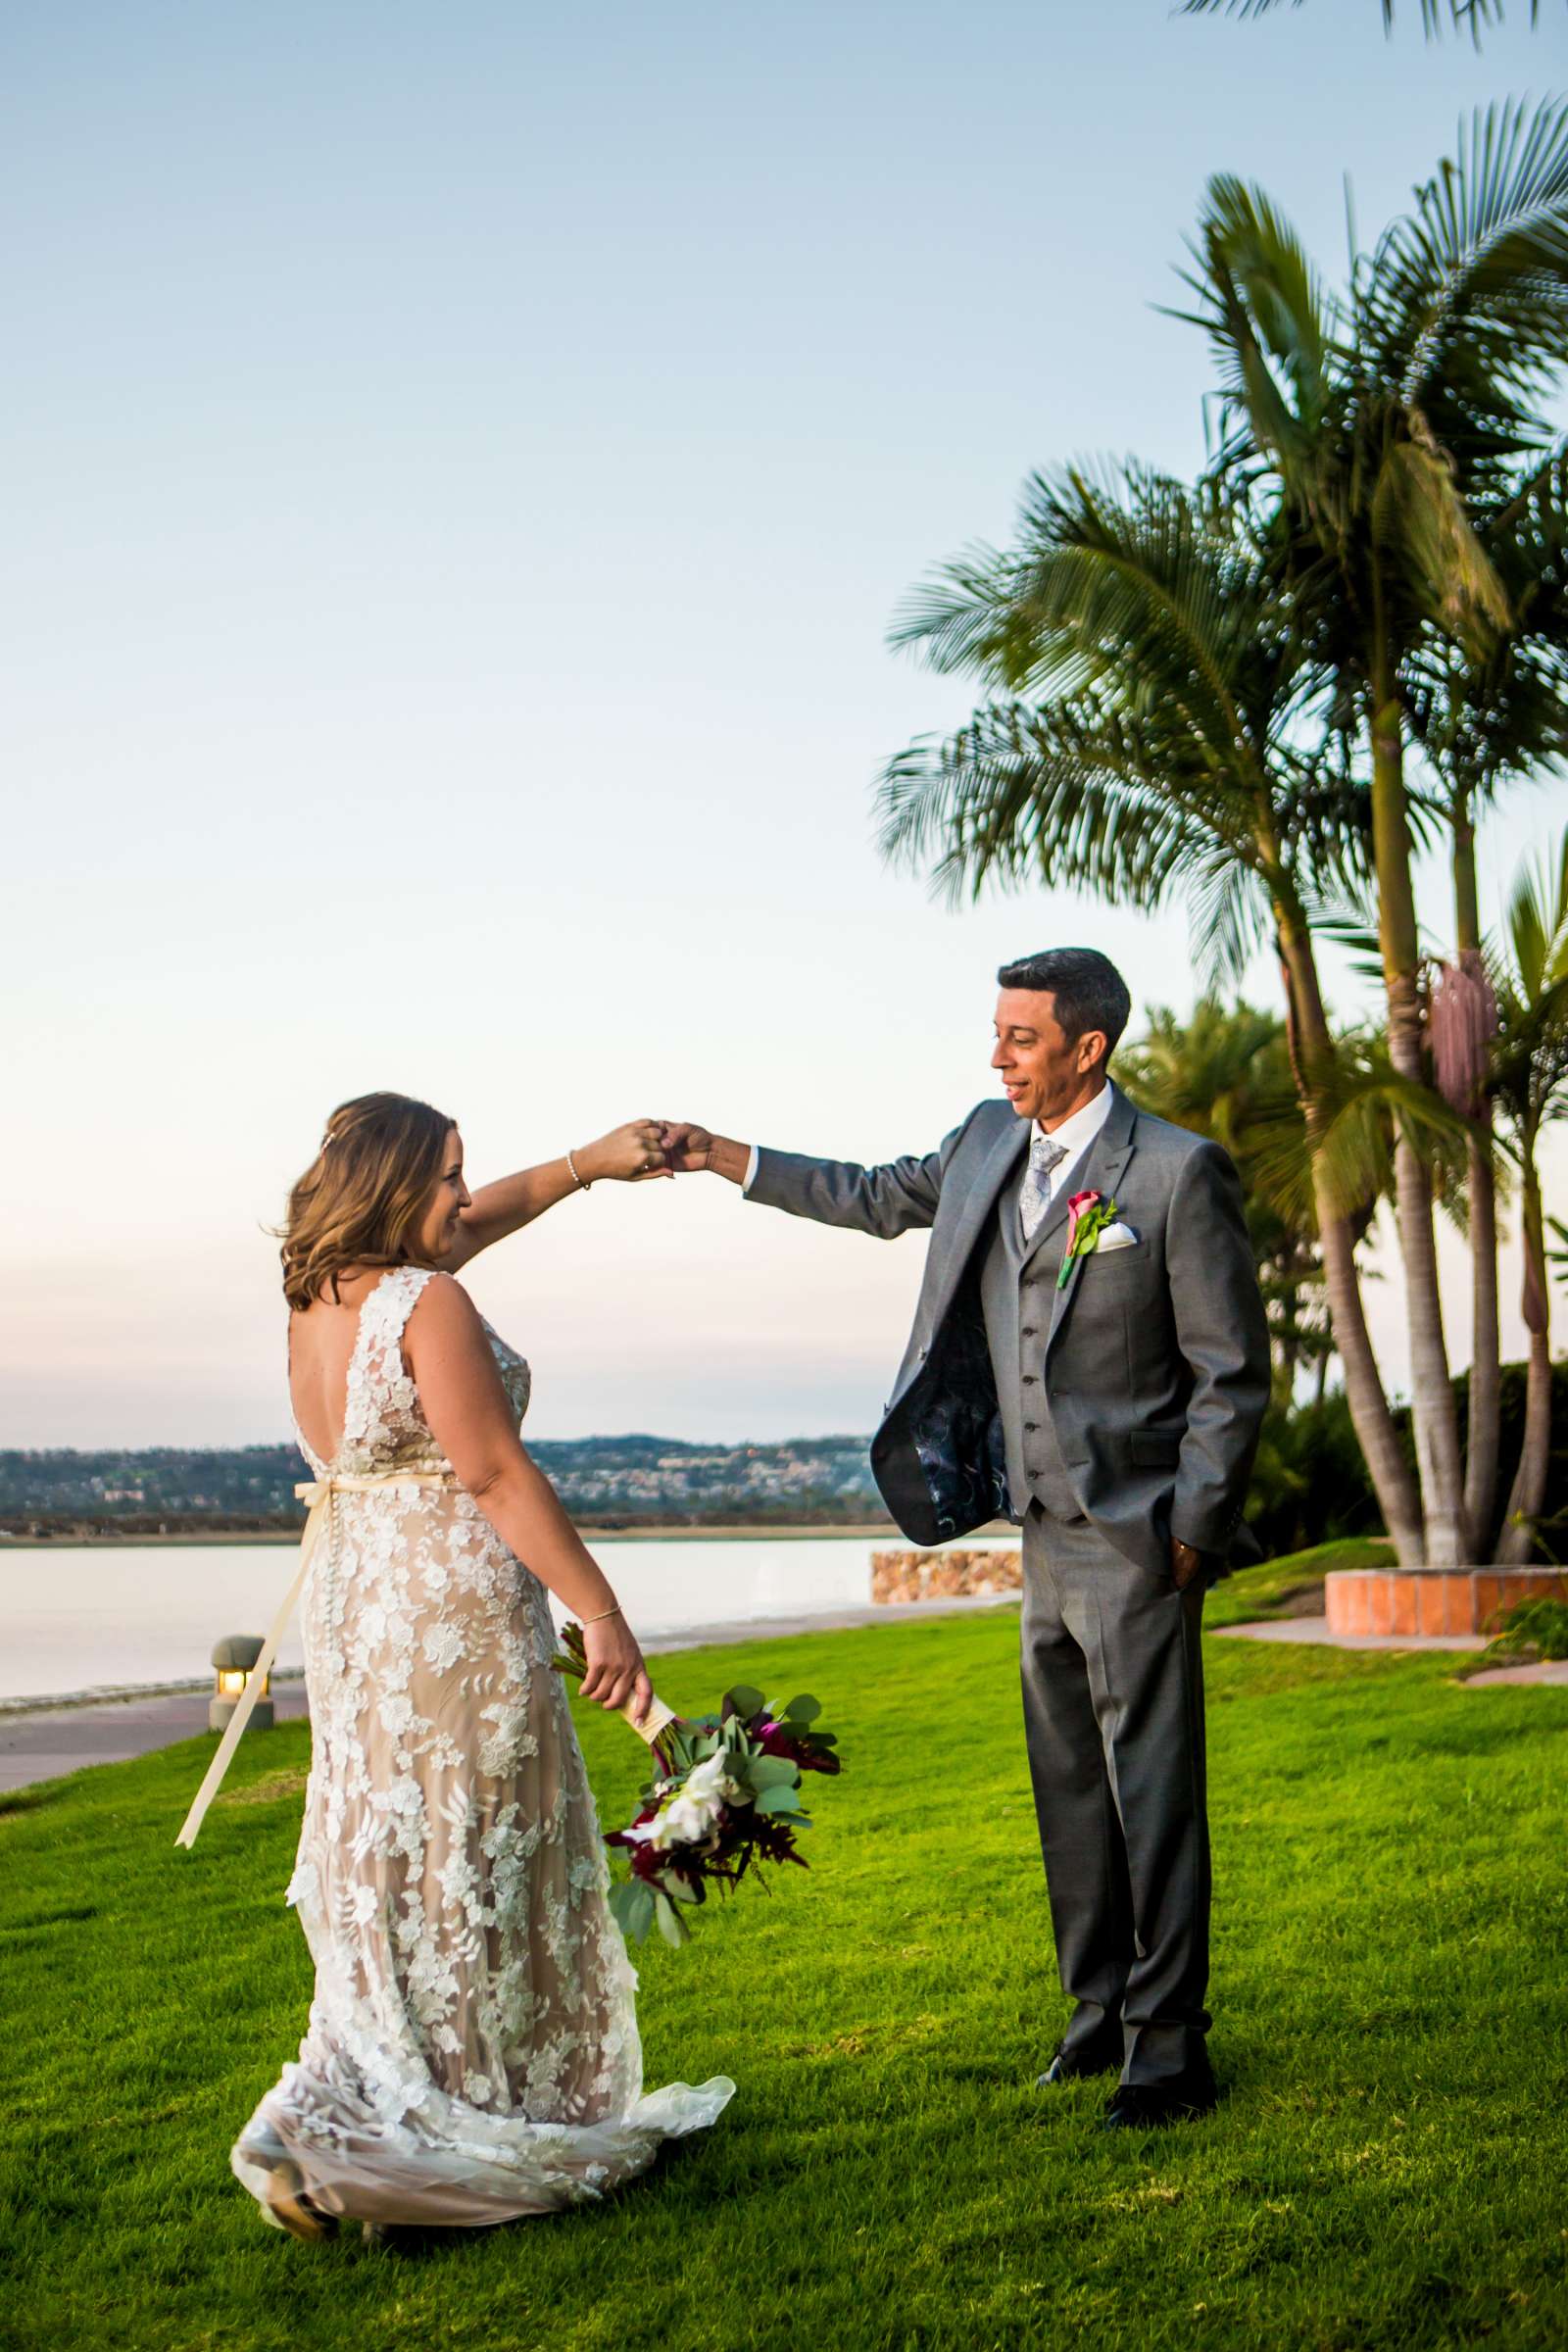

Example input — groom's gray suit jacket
[749,1083,1270,1573]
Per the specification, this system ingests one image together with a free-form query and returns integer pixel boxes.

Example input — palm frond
[1369,430,1513,652]
[1188,851,1274,992]
[1365,96,1568,476]
[1175,178,1340,485]
[1505,824,1568,997]
[874,699,1235,909]
[1545,1210,1568,1291]
[1252,1037,1467,1225]
[893,465,1277,774]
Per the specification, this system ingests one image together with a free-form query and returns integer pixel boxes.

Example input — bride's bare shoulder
[405,1269,487,1348]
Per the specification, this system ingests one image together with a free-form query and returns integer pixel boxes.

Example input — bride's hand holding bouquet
[576,1606,655,1727]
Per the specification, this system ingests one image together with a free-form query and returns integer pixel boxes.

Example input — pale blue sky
[4,0,1564,1445]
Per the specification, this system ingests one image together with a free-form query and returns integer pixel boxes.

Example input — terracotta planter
[1324,1566,1568,1640]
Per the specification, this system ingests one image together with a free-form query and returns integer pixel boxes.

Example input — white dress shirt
[740,1082,1114,1204]
[1026,1082,1114,1216]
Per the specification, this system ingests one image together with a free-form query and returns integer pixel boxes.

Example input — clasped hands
[570,1118,743,1183]
[572,1120,746,1186]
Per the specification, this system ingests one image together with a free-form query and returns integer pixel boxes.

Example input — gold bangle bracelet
[581,1603,622,1626]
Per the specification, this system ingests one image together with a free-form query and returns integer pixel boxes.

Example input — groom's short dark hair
[997,947,1133,1060]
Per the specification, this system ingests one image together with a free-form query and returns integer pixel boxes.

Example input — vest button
[1021,1324,1038,1338]
[1023,1420,1039,1433]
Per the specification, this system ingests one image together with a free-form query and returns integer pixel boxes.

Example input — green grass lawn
[3,1604,1565,2352]
[1204,1539,1395,1628]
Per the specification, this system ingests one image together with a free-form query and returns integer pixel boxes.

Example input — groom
[662,947,1270,2127]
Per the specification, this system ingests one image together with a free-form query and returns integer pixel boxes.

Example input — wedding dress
[232,1265,733,2229]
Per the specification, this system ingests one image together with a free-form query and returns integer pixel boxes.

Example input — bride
[226,1090,733,2238]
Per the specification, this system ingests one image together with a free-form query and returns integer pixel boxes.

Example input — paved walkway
[1213,1614,1568,1686]
[1213,1615,1484,1651]
[0,1595,1019,1795]
[1457,1657,1568,1688]
[0,1684,311,1795]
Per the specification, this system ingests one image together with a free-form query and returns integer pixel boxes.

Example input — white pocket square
[1091,1221,1139,1252]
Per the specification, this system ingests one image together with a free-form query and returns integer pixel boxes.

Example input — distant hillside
[0,1435,885,1535]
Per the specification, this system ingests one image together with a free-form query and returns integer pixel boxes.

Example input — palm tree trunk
[1452,815,1501,1560]
[1496,1142,1552,1566]
[1371,690,1467,1567]
[1276,908,1425,1564]
[1463,1126,1501,1555]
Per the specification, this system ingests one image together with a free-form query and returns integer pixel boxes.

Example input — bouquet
[552,1621,842,1947]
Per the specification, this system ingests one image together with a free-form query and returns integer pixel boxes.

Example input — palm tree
[877,464,1440,1560]
[1424,455,1568,1547]
[1181,98,1568,1564]
[1492,829,1568,1561]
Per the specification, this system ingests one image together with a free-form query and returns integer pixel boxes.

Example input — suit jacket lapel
[941,1116,1029,1296]
[1043,1085,1139,1350]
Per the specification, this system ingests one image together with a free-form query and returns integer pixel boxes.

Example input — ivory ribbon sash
[174,1468,674,1849]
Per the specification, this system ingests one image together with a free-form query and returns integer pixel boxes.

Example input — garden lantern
[210,1635,274,1734]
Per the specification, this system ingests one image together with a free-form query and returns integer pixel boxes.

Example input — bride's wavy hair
[279,1091,455,1310]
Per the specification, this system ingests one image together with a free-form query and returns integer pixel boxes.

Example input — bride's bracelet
[582,1602,622,1626]
[565,1147,591,1192]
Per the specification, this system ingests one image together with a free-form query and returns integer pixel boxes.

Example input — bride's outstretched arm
[438,1118,672,1273]
[407,1274,654,1722]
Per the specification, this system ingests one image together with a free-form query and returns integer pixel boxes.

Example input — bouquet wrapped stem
[551,1619,679,1768]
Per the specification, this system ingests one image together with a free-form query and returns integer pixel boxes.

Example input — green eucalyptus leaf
[784,1695,822,1724]
[610,1882,655,1945]
[653,1890,690,1948]
[723,1685,766,1720]
[756,1786,803,1815]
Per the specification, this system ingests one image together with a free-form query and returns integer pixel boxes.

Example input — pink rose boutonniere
[1058,1190,1118,1290]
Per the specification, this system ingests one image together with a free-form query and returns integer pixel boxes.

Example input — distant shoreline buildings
[0,1436,885,1539]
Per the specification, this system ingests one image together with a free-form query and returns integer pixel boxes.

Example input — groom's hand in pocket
[1170,1539,1208,1592]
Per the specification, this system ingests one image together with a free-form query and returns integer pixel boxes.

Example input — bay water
[0,1534,934,1707]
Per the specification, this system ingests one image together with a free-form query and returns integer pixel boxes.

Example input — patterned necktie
[1019,1132,1068,1243]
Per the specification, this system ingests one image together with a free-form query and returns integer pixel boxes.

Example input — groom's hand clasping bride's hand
[657,1122,751,1184]
[576,1120,677,1183]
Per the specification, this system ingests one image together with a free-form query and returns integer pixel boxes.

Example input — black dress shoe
[1101,2074,1217,2130]
[1036,2041,1121,2087]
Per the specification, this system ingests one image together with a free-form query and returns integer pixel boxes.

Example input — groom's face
[992,990,1106,1125]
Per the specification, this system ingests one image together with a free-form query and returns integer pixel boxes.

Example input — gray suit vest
[980,1163,1085,1522]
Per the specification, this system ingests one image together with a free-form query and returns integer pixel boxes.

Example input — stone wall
[871,1547,1022,1603]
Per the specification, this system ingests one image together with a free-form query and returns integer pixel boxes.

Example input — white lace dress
[232,1266,733,2229]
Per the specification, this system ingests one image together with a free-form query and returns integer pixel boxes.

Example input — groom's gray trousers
[1019,1503,1210,2084]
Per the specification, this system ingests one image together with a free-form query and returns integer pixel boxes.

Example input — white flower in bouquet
[648,1751,744,1852]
